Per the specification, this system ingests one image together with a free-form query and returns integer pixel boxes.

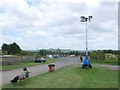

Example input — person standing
[80,55,83,62]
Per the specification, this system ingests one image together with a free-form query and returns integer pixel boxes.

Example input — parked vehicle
[46,55,53,58]
[35,58,46,63]
[53,55,59,58]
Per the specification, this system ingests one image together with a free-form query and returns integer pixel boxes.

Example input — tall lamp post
[80,16,92,56]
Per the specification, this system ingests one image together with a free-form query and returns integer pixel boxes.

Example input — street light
[80,15,92,56]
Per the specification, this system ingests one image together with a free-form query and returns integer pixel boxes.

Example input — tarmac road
[1,57,80,86]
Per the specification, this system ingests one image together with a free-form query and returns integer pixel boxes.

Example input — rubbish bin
[48,63,55,72]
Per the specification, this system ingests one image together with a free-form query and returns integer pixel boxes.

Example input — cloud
[0,0,118,50]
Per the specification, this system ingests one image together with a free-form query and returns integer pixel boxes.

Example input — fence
[1,55,35,66]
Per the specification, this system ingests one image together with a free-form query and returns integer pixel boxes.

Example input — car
[40,58,46,62]
[53,55,59,58]
[35,58,46,63]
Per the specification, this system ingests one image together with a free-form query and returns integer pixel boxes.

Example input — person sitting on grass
[23,67,30,78]
[82,55,92,69]
[10,67,30,83]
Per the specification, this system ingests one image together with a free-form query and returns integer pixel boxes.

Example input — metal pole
[86,22,88,56]
[80,15,92,56]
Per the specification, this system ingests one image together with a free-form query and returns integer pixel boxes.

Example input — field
[3,64,118,88]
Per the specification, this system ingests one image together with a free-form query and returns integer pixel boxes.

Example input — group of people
[80,55,92,69]
[10,67,30,83]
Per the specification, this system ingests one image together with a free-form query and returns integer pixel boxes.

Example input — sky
[0,0,118,50]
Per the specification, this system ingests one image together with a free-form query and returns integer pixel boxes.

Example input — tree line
[89,50,105,60]
[36,49,80,57]
[1,42,35,56]
[2,42,21,55]
[1,42,119,59]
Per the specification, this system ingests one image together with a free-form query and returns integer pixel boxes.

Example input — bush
[16,50,34,56]
[90,51,105,61]
[90,50,118,65]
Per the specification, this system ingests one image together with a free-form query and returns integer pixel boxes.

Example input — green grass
[3,64,118,88]
[2,58,65,71]
[91,57,118,65]
[2,62,39,71]
[0,66,2,70]
[91,60,118,66]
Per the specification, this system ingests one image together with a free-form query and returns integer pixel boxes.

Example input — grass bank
[2,58,65,71]
[3,64,118,88]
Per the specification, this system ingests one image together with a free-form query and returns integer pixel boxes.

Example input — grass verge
[3,64,119,88]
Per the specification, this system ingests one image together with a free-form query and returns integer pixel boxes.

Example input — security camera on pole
[80,15,93,69]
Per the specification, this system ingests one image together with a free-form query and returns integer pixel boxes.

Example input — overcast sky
[0,0,118,50]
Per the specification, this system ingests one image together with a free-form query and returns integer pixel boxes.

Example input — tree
[1,42,21,55]
[75,51,79,56]
[56,48,61,56]
[9,42,21,54]
[2,43,10,54]
[2,44,7,54]
[90,50,105,61]
[38,49,46,57]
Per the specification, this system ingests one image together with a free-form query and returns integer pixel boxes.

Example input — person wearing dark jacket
[80,55,83,62]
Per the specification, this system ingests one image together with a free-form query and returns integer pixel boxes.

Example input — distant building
[105,53,116,58]
[60,49,71,53]
[48,48,71,53]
